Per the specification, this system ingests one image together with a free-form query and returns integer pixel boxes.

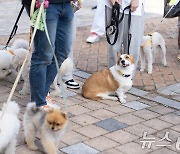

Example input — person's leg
[123,5,144,77]
[178,17,180,50]
[105,6,124,67]
[29,4,59,107]
[86,0,105,43]
[45,2,74,95]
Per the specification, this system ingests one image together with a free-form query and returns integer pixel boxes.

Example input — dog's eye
[2,68,6,71]
[56,123,60,126]
[125,56,129,59]
[120,58,122,60]
[48,122,52,125]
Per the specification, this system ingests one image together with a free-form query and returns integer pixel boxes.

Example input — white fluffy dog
[0,39,29,82]
[0,101,20,154]
[140,32,167,74]
[50,57,74,97]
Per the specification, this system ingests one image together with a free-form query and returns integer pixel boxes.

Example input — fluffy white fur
[23,103,67,153]
[50,57,74,97]
[108,55,134,103]
[0,101,20,154]
[140,32,167,74]
[0,39,29,84]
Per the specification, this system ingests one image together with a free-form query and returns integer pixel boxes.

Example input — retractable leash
[106,3,132,54]
[3,5,24,49]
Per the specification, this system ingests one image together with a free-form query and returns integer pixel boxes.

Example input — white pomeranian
[0,101,20,154]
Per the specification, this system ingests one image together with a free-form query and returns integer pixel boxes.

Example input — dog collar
[117,70,131,78]
[8,49,15,55]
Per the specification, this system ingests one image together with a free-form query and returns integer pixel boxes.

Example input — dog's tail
[11,39,29,50]
[59,57,74,77]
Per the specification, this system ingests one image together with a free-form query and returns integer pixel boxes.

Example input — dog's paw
[19,90,27,95]
[123,95,127,98]
[148,70,152,74]
[28,144,38,151]
[140,69,144,72]
[119,98,126,104]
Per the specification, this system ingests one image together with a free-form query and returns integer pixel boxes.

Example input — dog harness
[141,32,154,48]
[117,70,131,78]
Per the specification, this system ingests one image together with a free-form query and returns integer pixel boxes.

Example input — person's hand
[110,0,122,6]
[130,0,139,12]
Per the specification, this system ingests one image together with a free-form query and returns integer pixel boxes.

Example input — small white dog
[51,57,74,97]
[0,39,29,83]
[82,53,134,103]
[23,103,68,154]
[140,32,167,74]
[0,101,20,154]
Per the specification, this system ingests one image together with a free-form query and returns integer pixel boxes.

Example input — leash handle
[5,5,24,48]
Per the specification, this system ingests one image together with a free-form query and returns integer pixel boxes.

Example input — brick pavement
[0,1,180,154]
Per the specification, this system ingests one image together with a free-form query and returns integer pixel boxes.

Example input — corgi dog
[82,53,134,103]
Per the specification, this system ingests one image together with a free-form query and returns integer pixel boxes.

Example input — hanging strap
[106,4,132,54]
[4,5,24,49]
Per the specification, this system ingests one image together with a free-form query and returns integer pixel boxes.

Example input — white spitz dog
[140,32,167,74]
[0,101,20,154]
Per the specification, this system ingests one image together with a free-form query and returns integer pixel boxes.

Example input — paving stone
[171,124,180,132]
[61,131,88,145]
[124,124,157,137]
[88,109,117,120]
[114,113,145,125]
[123,101,150,110]
[157,83,180,96]
[156,129,180,143]
[149,96,180,110]
[81,101,108,110]
[73,70,91,79]
[67,105,91,116]
[148,105,175,115]
[105,105,134,115]
[142,118,173,131]
[99,148,125,154]
[116,142,152,154]
[15,145,44,154]
[148,148,178,154]
[59,90,77,98]
[60,143,99,154]
[105,130,139,144]
[174,110,180,116]
[75,124,108,138]
[95,118,128,132]
[66,121,82,131]
[132,109,160,120]
[158,113,180,125]
[71,114,99,126]
[84,136,119,151]
[129,87,149,97]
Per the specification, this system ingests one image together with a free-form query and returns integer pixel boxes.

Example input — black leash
[106,3,132,54]
[4,5,24,49]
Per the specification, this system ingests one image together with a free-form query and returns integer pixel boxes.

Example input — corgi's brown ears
[117,52,121,59]
[129,54,134,64]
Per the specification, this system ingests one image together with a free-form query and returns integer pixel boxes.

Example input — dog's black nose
[52,127,54,130]
[121,60,125,64]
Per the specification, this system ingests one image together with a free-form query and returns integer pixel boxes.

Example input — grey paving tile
[157,83,180,96]
[59,90,77,98]
[123,101,150,110]
[174,111,180,116]
[73,70,91,79]
[151,96,180,110]
[128,87,149,97]
[60,143,99,154]
[95,118,128,132]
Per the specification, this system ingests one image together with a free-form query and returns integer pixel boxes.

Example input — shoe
[86,32,100,43]
[65,79,80,89]
[45,95,61,110]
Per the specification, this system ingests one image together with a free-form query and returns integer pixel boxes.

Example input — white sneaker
[46,95,61,109]
[86,33,100,43]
